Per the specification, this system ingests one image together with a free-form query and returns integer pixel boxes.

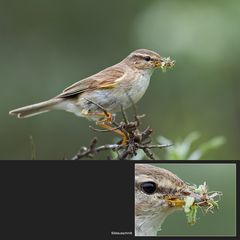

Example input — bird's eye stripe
[158,186,177,194]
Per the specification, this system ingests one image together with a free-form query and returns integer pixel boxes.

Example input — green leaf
[158,132,226,160]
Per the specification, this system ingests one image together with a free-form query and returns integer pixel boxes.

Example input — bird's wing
[57,65,125,98]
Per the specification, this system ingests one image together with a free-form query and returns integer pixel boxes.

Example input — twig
[117,149,132,160]
[138,144,173,149]
[72,138,124,160]
[121,105,129,124]
[142,148,156,160]
[125,90,138,118]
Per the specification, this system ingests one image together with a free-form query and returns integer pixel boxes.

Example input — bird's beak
[164,196,185,208]
[154,60,162,68]
[163,188,203,208]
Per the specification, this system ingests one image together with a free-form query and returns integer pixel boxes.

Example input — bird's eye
[144,56,151,61]
[141,181,156,194]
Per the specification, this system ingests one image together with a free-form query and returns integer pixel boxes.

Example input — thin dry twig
[121,105,129,124]
[72,138,123,160]
[142,148,156,160]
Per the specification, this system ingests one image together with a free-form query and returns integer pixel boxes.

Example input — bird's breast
[123,69,153,106]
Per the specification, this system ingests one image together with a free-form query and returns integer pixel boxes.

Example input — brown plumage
[10,49,173,119]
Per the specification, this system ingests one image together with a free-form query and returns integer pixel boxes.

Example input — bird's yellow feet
[84,111,128,145]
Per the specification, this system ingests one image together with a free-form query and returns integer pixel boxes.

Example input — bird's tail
[9,98,63,118]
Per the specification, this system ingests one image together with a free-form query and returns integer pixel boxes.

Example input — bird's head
[124,49,175,71]
[135,164,196,236]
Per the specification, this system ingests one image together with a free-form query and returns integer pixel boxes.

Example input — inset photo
[135,163,236,237]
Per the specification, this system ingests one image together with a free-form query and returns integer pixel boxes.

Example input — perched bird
[9,49,175,144]
[135,164,201,236]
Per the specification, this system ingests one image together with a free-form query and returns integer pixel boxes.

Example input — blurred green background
[149,164,236,236]
[1,0,240,159]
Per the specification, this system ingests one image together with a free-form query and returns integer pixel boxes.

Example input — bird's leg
[84,111,128,145]
[84,111,113,123]
[97,111,113,124]
[96,122,128,145]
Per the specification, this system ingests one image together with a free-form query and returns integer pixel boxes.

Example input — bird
[135,164,199,236]
[9,49,175,144]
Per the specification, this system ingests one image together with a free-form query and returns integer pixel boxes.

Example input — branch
[72,137,123,160]
[70,102,172,160]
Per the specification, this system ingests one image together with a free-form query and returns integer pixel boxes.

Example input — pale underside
[55,63,153,119]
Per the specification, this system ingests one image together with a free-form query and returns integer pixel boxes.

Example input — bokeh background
[146,163,236,236]
[1,0,240,159]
